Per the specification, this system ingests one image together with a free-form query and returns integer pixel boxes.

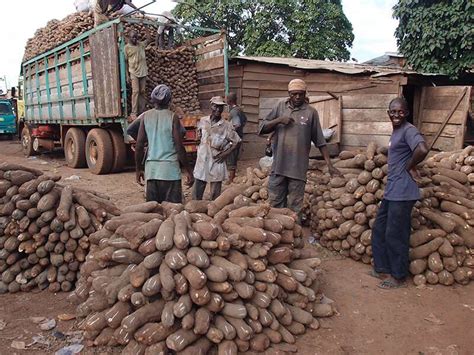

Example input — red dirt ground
[0,139,473,354]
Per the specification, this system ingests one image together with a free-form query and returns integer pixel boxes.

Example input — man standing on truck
[226,92,247,183]
[125,30,149,121]
[93,0,141,27]
[135,84,194,203]
[157,11,179,49]
[370,97,428,289]
[193,96,241,200]
[259,78,341,218]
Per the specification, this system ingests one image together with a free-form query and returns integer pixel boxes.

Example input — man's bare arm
[173,115,194,185]
[259,117,293,134]
[135,118,147,171]
[407,142,429,172]
[319,145,341,176]
[135,117,147,184]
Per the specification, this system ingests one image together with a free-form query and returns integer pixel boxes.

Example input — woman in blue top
[370,97,428,289]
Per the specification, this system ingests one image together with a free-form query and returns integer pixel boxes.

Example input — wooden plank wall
[416,86,472,151]
[193,34,225,113]
[232,61,402,158]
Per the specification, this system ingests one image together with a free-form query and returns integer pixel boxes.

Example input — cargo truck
[20,16,229,174]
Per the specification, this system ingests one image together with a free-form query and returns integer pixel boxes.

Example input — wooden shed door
[309,96,342,144]
[90,25,122,118]
[417,86,471,151]
[259,95,342,144]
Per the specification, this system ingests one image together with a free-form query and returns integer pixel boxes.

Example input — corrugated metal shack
[229,56,473,159]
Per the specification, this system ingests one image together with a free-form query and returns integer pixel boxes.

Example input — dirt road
[0,140,473,355]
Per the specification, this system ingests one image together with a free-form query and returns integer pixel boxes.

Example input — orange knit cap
[288,79,307,92]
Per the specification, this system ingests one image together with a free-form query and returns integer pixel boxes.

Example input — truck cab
[0,99,16,135]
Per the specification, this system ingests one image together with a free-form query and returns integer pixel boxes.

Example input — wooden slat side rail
[90,25,121,118]
[195,42,224,56]
[196,56,224,72]
[186,33,222,46]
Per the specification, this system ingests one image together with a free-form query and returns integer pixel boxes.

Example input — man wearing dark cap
[193,96,241,200]
[135,85,194,203]
[259,79,340,217]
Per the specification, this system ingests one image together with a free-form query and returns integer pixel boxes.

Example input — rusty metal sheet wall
[90,25,121,118]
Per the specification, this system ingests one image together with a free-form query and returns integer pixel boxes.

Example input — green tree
[173,0,354,61]
[393,0,474,78]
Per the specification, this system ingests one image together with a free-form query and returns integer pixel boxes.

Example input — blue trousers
[372,199,416,280]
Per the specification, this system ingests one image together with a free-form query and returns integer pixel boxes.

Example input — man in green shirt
[135,85,193,203]
[125,30,148,120]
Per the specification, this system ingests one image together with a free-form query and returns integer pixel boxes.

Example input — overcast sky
[0,0,398,91]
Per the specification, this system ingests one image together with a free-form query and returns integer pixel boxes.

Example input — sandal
[377,279,407,289]
[368,270,388,280]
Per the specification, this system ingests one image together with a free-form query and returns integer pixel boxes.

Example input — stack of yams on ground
[0,163,120,294]
[233,166,318,227]
[0,163,336,354]
[310,144,474,286]
[69,185,335,354]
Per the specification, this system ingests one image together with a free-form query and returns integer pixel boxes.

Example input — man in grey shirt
[370,97,428,289]
[259,79,340,217]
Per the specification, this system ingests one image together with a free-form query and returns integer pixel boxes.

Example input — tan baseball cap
[288,79,307,92]
[210,96,227,105]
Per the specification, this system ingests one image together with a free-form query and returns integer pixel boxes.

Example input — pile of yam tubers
[23,12,94,61]
[23,13,201,114]
[123,22,201,114]
[69,185,334,354]
[234,166,316,226]
[143,46,200,113]
[0,163,120,294]
[311,144,474,286]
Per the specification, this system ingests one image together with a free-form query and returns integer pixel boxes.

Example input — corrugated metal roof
[233,56,425,77]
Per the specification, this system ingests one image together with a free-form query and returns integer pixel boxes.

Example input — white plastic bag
[259,156,273,173]
[74,0,91,12]
[117,4,135,15]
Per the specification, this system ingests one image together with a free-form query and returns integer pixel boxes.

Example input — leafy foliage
[173,0,354,61]
[393,0,474,78]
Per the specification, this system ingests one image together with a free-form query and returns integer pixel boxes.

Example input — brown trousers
[131,76,147,116]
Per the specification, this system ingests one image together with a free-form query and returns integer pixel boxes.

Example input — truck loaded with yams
[19,15,229,174]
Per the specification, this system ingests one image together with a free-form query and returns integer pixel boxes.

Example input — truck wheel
[86,128,114,175]
[64,128,86,168]
[109,129,127,173]
[21,126,37,157]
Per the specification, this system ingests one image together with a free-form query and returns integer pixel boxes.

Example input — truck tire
[64,128,86,168]
[21,126,37,157]
[85,128,114,175]
[109,129,127,173]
